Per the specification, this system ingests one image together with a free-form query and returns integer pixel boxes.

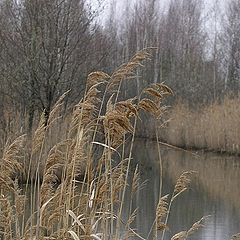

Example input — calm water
[19,139,240,239]
[125,139,240,240]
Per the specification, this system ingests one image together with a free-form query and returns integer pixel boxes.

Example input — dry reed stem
[0,194,13,240]
[108,49,152,90]
[0,135,26,192]
[172,171,196,201]
[171,231,188,240]
[86,71,110,90]
[156,195,169,231]
[161,171,196,240]
[32,113,47,154]
[171,216,209,240]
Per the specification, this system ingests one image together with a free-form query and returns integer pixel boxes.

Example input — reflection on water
[19,139,240,239]
[126,139,240,240]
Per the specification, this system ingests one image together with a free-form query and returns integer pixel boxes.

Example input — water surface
[126,139,240,240]
[19,139,240,239]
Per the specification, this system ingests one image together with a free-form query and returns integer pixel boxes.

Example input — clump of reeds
[161,97,240,154]
[0,49,208,240]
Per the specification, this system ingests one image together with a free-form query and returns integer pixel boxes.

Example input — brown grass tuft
[156,195,169,231]
[172,171,196,201]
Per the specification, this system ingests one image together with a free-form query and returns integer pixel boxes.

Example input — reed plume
[171,216,209,240]
[172,171,196,201]
[108,49,151,91]
[156,195,169,232]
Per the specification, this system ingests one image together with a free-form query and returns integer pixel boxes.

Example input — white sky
[91,0,227,25]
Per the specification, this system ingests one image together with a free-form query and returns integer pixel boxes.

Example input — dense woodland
[0,0,240,137]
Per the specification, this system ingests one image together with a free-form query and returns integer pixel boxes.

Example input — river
[19,139,240,240]
[125,139,240,240]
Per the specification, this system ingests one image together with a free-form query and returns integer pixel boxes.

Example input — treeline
[0,0,239,136]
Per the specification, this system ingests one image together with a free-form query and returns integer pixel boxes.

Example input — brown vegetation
[160,97,240,154]
[0,48,239,239]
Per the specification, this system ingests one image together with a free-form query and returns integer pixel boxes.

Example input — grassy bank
[160,98,240,155]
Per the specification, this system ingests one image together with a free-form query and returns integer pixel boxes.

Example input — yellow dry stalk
[108,49,152,89]
[70,84,101,136]
[103,103,135,148]
[0,195,13,239]
[156,83,174,95]
[171,216,209,240]
[86,71,110,89]
[131,166,140,195]
[32,112,46,154]
[115,98,139,118]
[187,216,209,236]
[0,135,26,191]
[171,231,188,240]
[144,87,164,100]
[46,90,70,127]
[172,171,196,201]
[138,98,160,117]
[156,195,169,231]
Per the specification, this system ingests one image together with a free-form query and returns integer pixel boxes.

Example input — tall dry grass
[0,50,162,240]
[161,98,240,154]
[0,50,238,240]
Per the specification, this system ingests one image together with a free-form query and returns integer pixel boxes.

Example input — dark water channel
[126,139,240,240]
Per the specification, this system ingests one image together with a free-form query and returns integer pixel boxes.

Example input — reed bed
[161,149,240,211]
[161,98,240,154]
[0,50,238,240]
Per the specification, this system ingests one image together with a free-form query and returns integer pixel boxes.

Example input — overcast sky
[91,0,227,26]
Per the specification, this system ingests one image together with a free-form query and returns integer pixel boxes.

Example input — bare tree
[0,0,237,137]
[0,0,100,131]
[221,0,240,94]
[158,0,209,104]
